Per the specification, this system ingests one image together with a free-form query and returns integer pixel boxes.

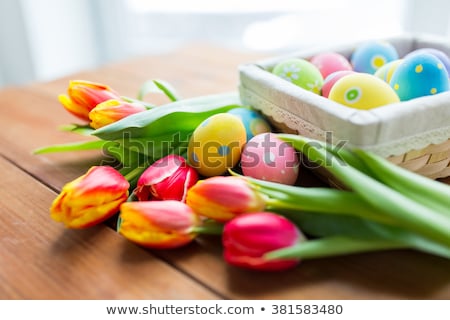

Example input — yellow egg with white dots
[329,73,400,110]
[188,113,246,177]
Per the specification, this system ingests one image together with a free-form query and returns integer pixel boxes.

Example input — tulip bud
[58,80,120,122]
[134,155,198,202]
[50,166,129,228]
[89,99,147,129]
[118,200,200,249]
[223,212,304,271]
[186,176,265,222]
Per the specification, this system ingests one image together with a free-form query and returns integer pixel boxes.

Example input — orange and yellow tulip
[50,166,129,228]
[89,99,147,129]
[118,200,200,249]
[186,176,266,222]
[58,80,120,121]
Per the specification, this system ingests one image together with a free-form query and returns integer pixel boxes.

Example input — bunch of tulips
[38,80,450,272]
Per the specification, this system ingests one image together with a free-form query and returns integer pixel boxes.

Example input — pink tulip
[223,212,304,271]
[186,176,265,222]
[118,200,200,249]
[89,99,146,129]
[134,155,198,202]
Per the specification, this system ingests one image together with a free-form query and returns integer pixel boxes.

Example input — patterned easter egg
[240,133,299,185]
[188,113,246,177]
[227,108,271,142]
[321,70,355,98]
[351,41,399,74]
[272,58,324,94]
[329,73,400,109]
[374,59,403,83]
[310,52,353,79]
[404,48,450,76]
[389,53,449,101]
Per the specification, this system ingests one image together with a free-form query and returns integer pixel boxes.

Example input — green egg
[272,58,324,94]
[188,113,246,177]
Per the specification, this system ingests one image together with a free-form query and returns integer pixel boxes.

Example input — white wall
[0,0,449,88]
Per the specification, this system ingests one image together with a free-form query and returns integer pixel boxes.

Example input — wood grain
[0,156,219,299]
[1,44,449,300]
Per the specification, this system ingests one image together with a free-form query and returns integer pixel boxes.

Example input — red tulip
[186,176,265,222]
[134,155,198,202]
[58,80,120,121]
[50,166,129,228]
[118,200,200,249]
[223,212,304,271]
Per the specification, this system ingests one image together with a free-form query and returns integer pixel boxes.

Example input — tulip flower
[89,99,147,129]
[223,212,304,271]
[118,200,200,249]
[134,155,198,202]
[50,166,129,228]
[58,80,120,121]
[186,176,266,222]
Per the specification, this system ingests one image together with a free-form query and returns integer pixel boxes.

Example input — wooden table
[1,44,449,300]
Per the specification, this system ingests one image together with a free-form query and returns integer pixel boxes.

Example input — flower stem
[264,236,407,260]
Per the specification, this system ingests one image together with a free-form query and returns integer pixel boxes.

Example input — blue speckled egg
[227,108,271,142]
[188,113,246,177]
[351,41,399,74]
[389,53,450,101]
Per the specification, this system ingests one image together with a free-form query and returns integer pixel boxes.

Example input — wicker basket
[239,34,450,179]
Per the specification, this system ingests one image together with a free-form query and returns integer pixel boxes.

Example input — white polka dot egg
[240,133,299,185]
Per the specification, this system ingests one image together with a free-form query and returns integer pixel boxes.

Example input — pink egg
[310,52,353,79]
[240,133,299,185]
[321,70,355,98]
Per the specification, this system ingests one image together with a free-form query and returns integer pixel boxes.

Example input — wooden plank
[0,156,219,299]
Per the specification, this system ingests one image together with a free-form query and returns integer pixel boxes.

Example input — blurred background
[0,0,449,88]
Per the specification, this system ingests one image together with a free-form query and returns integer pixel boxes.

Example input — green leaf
[33,140,109,154]
[92,92,241,141]
[137,79,181,102]
[58,124,94,136]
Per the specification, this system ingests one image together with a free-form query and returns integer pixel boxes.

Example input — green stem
[279,134,450,247]
[265,236,407,260]
[123,166,147,182]
[192,221,224,235]
[354,149,450,215]
[247,177,397,225]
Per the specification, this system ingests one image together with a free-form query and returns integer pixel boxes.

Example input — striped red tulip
[134,155,198,202]
[50,166,129,228]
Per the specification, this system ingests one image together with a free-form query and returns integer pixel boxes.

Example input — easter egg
[310,52,353,79]
[329,73,400,110]
[389,53,450,101]
[272,58,323,94]
[240,133,299,185]
[321,70,355,98]
[188,113,246,177]
[374,59,403,83]
[351,41,399,74]
[404,48,450,76]
[227,108,271,141]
